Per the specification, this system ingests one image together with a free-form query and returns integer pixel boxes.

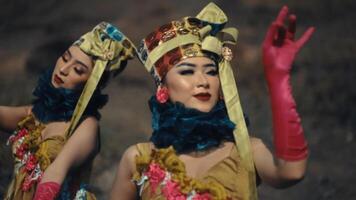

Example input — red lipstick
[194,93,211,101]
[53,74,64,85]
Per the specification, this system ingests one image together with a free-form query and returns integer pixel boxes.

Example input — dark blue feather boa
[149,96,237,154]
[31,69,108,123]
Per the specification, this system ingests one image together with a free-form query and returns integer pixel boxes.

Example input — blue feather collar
[31,69,108,123]
[149,96,236,154]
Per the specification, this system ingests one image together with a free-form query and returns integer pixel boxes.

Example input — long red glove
[33,181,60,200]
[262,6,315,161]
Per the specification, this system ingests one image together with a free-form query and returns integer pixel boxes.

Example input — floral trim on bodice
[6,115,47,191]
[133,146,229,200]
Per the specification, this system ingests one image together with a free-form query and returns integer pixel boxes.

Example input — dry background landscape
[1,0,355,199]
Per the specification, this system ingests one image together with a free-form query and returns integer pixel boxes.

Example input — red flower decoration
[25,154,38,172]
[18,128,29,138]
[162,180,186,200]
[16,143,28,159]
[8,128,29,144]
[145,163,166,193]
[22,176,34,191]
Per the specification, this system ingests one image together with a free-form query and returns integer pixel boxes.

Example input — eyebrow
[67,49,89,70]
[75,60,89,70]
[65,49,72,58]
[175,62,217,68]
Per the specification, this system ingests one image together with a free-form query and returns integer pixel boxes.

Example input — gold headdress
[65,22,135,137]
[137,3,257,199]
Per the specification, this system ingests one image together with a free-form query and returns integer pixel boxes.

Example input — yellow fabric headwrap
[65,22,135,137]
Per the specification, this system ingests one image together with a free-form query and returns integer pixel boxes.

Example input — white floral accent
[161,171,171,186]
[187,190,197,200]
[74,187,87,200]
[134,175,148,196]
[32,164,43,180]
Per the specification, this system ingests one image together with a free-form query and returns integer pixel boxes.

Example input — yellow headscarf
[65,22,135,137]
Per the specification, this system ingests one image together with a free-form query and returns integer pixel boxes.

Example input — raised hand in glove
[262,6,315,161]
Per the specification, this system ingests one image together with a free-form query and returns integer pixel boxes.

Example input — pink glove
[33,182,60,200]
[262,6,315,161]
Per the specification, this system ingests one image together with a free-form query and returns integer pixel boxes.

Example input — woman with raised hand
[110,3,314,200]
[1,22,135,200]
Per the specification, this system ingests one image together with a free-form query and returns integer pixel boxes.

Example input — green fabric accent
[196,2,228,24]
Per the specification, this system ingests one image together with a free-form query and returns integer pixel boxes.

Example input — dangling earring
[156,86,169,104]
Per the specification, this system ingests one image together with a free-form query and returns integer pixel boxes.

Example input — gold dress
[133,143,251,200]
[5,115,96,200]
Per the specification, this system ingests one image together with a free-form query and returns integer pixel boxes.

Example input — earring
[156,86,169,104]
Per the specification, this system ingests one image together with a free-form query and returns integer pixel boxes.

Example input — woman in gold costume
[0,22,134,200]
[110,3,314,200]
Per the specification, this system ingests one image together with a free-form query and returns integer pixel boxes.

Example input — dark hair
[26,38,74,75]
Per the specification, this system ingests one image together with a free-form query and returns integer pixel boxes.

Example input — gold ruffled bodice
[133,143,251,200]
[5,115,96,200]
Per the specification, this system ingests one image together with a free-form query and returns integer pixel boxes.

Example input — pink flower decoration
[162,180,186,200]
[25,154,37,172]
[156,87,169,103]
[22,176,34,191]
[16,143,28,159]
[193,193,212,200]
[8,128,28,144]
[18,128,29,138]
[145,163,166,193]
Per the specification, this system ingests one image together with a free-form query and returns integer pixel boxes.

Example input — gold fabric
[134,143,251,200]
[5,115,96,200]
[218,59,257,199]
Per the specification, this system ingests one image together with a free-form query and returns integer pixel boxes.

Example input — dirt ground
[1,0,355,199]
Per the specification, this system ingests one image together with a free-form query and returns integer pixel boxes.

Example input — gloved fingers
[263,22,279,47]
[264,6,289,47]
[296,27,315,49]
[287,14,297,40]
[275,6,289,25]
[274,25,286,46]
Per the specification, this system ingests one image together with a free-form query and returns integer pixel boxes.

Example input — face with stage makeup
[51,45,94,89]
[163,56,220,113]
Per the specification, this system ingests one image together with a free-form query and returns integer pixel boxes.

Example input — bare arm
[0,105,31,132]
[39,117,99,184]
[110,145,138,200]
[251,137,306,188]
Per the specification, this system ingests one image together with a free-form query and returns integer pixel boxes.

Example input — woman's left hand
[262,6,315,76]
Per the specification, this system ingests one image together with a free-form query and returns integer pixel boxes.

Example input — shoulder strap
[135,143,152,157]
